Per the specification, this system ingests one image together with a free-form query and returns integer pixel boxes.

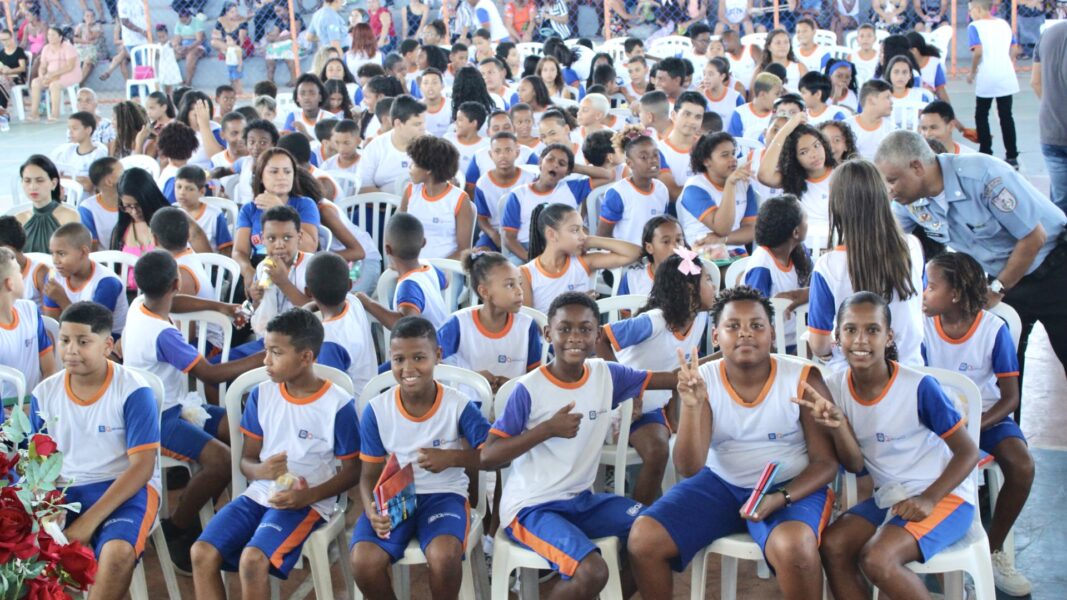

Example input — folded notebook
[742,461,781,517]
[374,454,417,529]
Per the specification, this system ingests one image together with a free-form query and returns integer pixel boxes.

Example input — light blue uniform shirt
[892,153,1066,276]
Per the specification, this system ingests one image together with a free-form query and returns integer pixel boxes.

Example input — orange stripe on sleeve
[939,418,966,440]
[995,371,1020,378]
[603,324,622,352]
[808,326,832,335]
[182,354,204,374]
[127,442,160,455]
[488,427,511,439]
[698,206,718,222]
[397,302,422,313]
[240,427,263,440]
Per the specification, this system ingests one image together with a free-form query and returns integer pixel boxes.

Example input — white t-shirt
[403,183,471,259]
[50,143,107,182]
[77,194,120,250]
[393,264,450,328]
[321,295,378,394]
[967,18,1020,99]
[599,177,670,245]
[357,131,412,191]
[921,311,1019,411]
[743,245,802,347]
[848,115,893,159]
[0,299,51,396]
[118,0,148,46]
[519,255,593,314]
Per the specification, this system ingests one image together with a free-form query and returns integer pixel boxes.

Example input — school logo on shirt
[497,354,521,365]
[298,429,323,442]
[766,430,797,441]
[588,408,607,420]
[875,432,904,443]
[98,424,124,433]
[957,362,979,373]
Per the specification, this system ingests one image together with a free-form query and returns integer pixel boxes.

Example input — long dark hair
[252,147,320,199]
[817,120,859,162]
[585,52,614,90]
[757,29,798,72]
[777,124,837,197]
[495,41,516,79]
[521,75,552,110]
[527,202,577,261]
[112,168,171,248]
[320,57,356,84]
[753,195,812,285]
[543,37,576,67]
[875,34,916,79]
[905,31,941,59]
[177,90,215,127]
[20,155,61,203]
[639,254,707,332]
[450,65,495,122]
[835,291,899,363]
[324,79,355,118]
[147,91,176,119]
[112,101,149,158]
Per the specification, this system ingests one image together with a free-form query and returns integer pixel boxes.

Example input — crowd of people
[1,0,1066,599]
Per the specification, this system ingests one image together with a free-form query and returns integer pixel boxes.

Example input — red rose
[24,575,71,600]
[0,450,18,480]
[0,486,36,563]
[37,529,62,563]
[57,540,97,589]
[31,434,58,458]
[41,489,64,506]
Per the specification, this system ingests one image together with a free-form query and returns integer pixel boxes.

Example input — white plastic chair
[0,365,27,412]
[224,365,357,600]
[584,184,610,232]
[9,51,32,121]
[648,35,694,58]
[519,306,549,364]
[792,303,811,358]
[196,253,241,304]
[90,250,137,291]
[891,100,927,132]
[734,136,765,160]
[490,378,626,600]
[120,154,161,180]
[200,196,239,233]
[328,171,362,198]
[596,294,645,324]
[59,178,84,205]
[723,256,751,288]
[317,223,334,252]
[126,44,163,101]
[43,84,79,121]
[373,268,401,356]
[599,37,630,65]
[824,45,852,62]
[813,30,838,47]
[516,42,545,62]
[424,258,468,312]
[740,32,768,50]
[336,193,401,258]
[870,367,996,600]
[41,316,58,362]
[768,297,792,356]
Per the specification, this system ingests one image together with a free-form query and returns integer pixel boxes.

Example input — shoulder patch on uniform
[991,188,1017,213]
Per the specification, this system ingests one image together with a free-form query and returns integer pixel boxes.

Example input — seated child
[149,207,216,300]
[481,292,678,598]
[798,72,850,125]
[321,119,362,196]
[305,252,378,394]
[628,287,839,599]
[0,216,49,306]
[597,253,715,505]
[0,247,56,402]
[51,111,108,196]
[848,79,894,159]
[357,213,450,329]
[419,68,451,137]
[210,112,247,171]
[598,128,670,246]
[678,132,757,257]
[79,157,122,251]
[351,316,490,598]
[815,292,979,600]
[30,301,160,598]
[312,119,339,164]
[580,130,624,189]
[444,101,491,182]
[173,166,234,255]
[43,223,128,338]
[616,216,686,296]
[473,132,536,252]
[921,253,1033,594]
[191,308,361,599]
[156,122,201,203]
[400,135,475,260]
[248,206,313,329]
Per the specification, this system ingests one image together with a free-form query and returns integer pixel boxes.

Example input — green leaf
[14,410,29,438]
[14,488,33,511]
[39,454,62,484]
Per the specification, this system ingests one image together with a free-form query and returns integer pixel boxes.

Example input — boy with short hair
[313,119,339,164]
[51,111,108,195]
[156,121,201,203]
[448,43,469,84]
[125,250,265,570]
[0,247,55,401]
[149,207,215,299]
[356,212,449,329]
[574,93,611,140]
[173,166,233,255]
[249,206,313,322]
[967,0,1020,167]
[798,71,849,125]
[474,132,536,251]
[445,100,490,179]
[211,112,247,170]
[794,17,830,72]
[420,68,450,137]
[728,72,782,139]
[920,100,978,155]
[625,57,650,101]
[509,103,540,150]
[305,252,377,393]
[848,79,894,159]
[351,315,490,598]
[191,308,361,600]
[0,216,48,306]
[79,156,122,251]
[30,301,160,600]
[43,223,128,337]
[215,84,237,119]
[481,292,678,598]
[321,119,361,177]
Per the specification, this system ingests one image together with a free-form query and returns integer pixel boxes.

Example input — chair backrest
[358,364,493,421]
[129,44,162,76]
[60,179,84,206]
[194,253,240,303]
[200,196,239,234]
[519,306,549,364]
[24,252,54,269]
[648,35,693,58]
[825,45,852,61]
[424,258,467,313]
[724,256,751,289]
[0,365,27,412]
[987,303,1022,350]
[813,30,838,47]
[891,101,926,132]
[791,303,810,358]
[516,42,545,62]
[225,365,354,494]
[493,377,521,440]
[41,316,59,361]
[336,193,401,258]
[599,37,629,64]
[89,250,137,290]
[768,297,791,356]
[328,171,362,199]
[596,294,646,323]
[374,268,401,352]
[584,184,610,232]
[220,174,240,201]
[119,154,161,180]
[916,366,983,486]
[317,223,334,252]
[734,136,765,159]
[173,310,234,397]
[741,32,768,50]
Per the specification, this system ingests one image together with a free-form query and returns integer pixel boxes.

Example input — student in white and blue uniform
[43,223,128,337]
[598,132,670,247]
[678,133,758,256]
[473,133,537,252]
[395,264,450,329]
[501,144,591,256]
[0,248,54,400]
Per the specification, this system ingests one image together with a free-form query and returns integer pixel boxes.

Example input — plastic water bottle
[349,260,362,282]
[0,116,9,132]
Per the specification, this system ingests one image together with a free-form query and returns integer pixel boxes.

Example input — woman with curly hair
[398,135,474,260]
[757,113,838,247]
[754,28,806,92]
[596,251,716,505]
[155,121,200,203]
[109,101,150,159]
[678,132,757,257]
[449,65,496,123]
[818,120,859,164]
[598,126,670,246]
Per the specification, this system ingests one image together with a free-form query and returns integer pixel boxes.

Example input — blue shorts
[847,495,974,562]
[505,490,643,579]
[65,481,160,558]
[979,416,1026,454]
[350,492,470,562]
[640,467,833,572]
[630,408,670,434]
[474,232,501,252]
[228,65,242,81]
[160,404,225,463]
[215,338,265,363]
[197,495,324,578]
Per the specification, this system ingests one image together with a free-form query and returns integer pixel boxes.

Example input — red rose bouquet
[1,410,97,599]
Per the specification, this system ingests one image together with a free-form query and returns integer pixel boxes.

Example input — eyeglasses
[121,203,141,213]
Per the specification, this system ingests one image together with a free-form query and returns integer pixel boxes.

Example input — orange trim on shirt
[127,442,159,455]
[240,426,263,440]
[269,510,322,569]
[426,96,446,114]
[509,519,581,577]
[902,493,966,542]
[759,246,793,272]
[488,427,511,439]
[65,360,114,406]
[996,371,1020,379]
[848,362,899,406]
[281,380,332,405]
[532,256,570,279]
[661,135,693,155]
[181,354,203,374]
[853,116,883,132]
[472,310,514,339]
[322,301,350,323]
[67,262,96,293]
[0,307,18,330]
[398,264,433,281]
[395,383,444,422]
[93,193,119,212]
[933,313,983,345]
[422,184,454,202]
[704,86,728,102]
[720,358,777,408]
[626,177,654,196]
[940,418,966,440]
[806,170,832,184]
[603,323,622,351]
[539,364,589,390]
[487,170,523,188]
[134,487,160,557]
[162,447,196,462]
[360,452,387,462]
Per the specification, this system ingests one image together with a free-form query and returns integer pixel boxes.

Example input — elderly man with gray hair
[74,88,116,148]
[875,130,1067,377]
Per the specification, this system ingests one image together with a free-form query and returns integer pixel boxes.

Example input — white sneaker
[992,549,1032,596]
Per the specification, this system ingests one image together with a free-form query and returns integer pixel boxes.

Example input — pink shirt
[39,42,82,87]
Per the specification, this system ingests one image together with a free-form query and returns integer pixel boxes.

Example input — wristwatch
[779,488,793,507]
[990,279,1007,294]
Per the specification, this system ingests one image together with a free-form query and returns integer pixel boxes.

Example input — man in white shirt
[74,89,116,148]
[52,112,108,196]
[117,0,148,50]
[357,95,427,193]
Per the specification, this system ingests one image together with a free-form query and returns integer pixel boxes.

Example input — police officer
[875,130,1067,375]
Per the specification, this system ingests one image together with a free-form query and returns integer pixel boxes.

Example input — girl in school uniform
[826,60,860,113]
[701,58,746,128]
[758,114,838,248]
[754,29,808,93]
[596,252,716,505]
[743,195,813,353]
[678,132,758,258]
[519,203,642,314]
[628,286,840,599]
[884,55,934,105]
[812,292,980,600]
[617,216,685,297]
[921,252,1033,594]
[597,128,670,246]
[399,136,476,261]
[282,74,338,142]
[807,160,925,370]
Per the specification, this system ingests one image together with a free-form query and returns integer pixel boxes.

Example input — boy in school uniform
[357,212,449,329]
[173,166,233,256]
[191,308,361,600]
[305,252,378,395]
[474,132,536,252]
[124,250,267,570]
[30,301,161,600]
[210,112,247,171]
[728,73,783,141]
[149,207,216,300]
[0,247,56,402]
[43,223,128,338]
[920,100,979,155]
[848,79,895,159]
[0,216,48,307]
[51,111,109,195]
[798,72,850,126]
[420,68,452,137]
[967,0,1020,167]
[481,292,679,598]
[794,18,831,73]
[79,157,122,251]
[350,316,490,598]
